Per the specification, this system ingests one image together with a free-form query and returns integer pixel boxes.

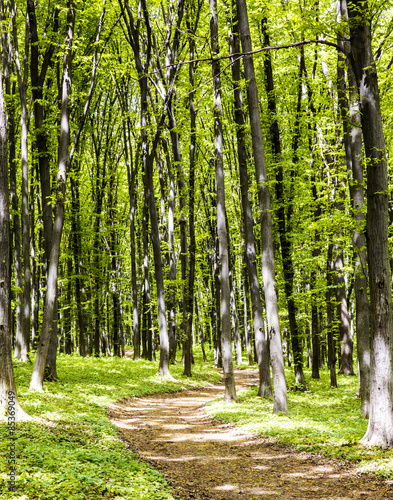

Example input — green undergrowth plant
[0,347,221,500]
[205,366,393,479]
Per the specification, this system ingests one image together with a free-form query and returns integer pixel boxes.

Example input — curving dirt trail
[108,369,393,499]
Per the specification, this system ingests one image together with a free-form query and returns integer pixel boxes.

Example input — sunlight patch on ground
[213,484,238,491]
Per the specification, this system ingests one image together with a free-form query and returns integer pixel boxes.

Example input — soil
[108,368,393,499]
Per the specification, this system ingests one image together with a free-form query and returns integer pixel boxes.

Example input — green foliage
[0,349,220,499]
[205,366,393,479]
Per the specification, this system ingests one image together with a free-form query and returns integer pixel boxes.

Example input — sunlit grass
[205,365,393,479]
[0,347,221,500]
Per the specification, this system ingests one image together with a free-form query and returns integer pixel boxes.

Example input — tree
[348,0,393,447]
[210,0,237,402]
[337,0,370,416]
[261,16,307,390]
[30,0,75,391]
[0,51,28,420]
[236,0,287,413]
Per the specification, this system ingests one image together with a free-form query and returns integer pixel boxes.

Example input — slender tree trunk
[145,146,170,376]
[28,1,60,379]
[125,128,140,360]
[162,139,177,363]
[119,0,170,377]
[109,163,121,357]
[30,180,39,349]
[30,1,74,391]
[0,16,24,359]
[229,2,269,376]
[311,163,322,378]
[311,290,319,378]
[6,83,24,361]
[210,0,236,402]
[326,243,338,388]
[64,255,73,354]
[70,170,86,356]
[335,245,354,375]
[186,12,198,375]
[242,258,253,365]
[236,0,287,413]
[348,0,393,447]
[262,17,306,391]
[230,263,242,366]
[0,51,29,420]
[9,0,31,361]
[142,195,150,360]
[213,235,222,368]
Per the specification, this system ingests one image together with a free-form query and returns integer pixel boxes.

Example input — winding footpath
[108,369,393,499]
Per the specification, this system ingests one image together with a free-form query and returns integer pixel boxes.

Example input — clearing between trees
[109,369,393,500]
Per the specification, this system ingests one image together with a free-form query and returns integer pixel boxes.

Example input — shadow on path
[108,369,392,499]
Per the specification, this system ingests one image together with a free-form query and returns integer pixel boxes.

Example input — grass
[0,347,221,500]
[205,363,393,479]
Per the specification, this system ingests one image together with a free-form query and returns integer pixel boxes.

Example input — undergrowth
[0,348,221,500]
[206,365,393,479]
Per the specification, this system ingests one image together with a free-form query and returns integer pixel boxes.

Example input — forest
[1,0,393,497]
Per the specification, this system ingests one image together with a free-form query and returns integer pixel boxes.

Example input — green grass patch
[205,366,393,479]
[0,347,221,500]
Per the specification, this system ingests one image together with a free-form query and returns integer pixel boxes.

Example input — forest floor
[108,368,393,500]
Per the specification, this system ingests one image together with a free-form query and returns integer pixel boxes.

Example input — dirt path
[108,369,393,499]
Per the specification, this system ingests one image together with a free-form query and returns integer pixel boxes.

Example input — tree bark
[338,0,370,416]
[326,243,338,387]
[236,0,287,413]
[0,51,28,420]
[348,0,393,447]
[229,1,270,379]
[28,1,60,379]
[210,0,237,402]
[30,1,74,391]
[7,0,31,362]
[262,17,306,391]
[119,0,170,376]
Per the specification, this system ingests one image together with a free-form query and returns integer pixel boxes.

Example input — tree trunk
[0,51,28,420]
[262,16,306,391]
[70,170,87,356]
[335,247,354,375]
[125,128,140,360]
[232,1,272,397]
[348,0,393,447]
[326,243,338,388]
[338,0,370,415]
[210,0,237,402]
[9,0,31,362]
[236,0,287,413]
[229,2,269,380]
[30,1,74,391]
[186,15,198,375]
[28,1,60,380]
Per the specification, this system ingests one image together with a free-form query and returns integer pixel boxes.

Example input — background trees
[0,0,393,443]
